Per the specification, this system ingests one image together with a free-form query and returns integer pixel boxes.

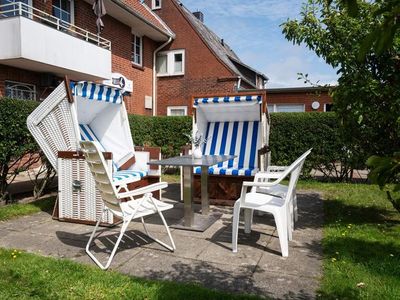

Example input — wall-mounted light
[311,101,320,110]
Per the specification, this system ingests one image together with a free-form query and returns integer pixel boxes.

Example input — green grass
[297,181,400,299]
[0,248,260,300]
[0,196,55,221]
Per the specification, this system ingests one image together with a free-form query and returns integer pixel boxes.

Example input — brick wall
[0,0,158,115]
[267,90,332,112]
[145,0,238,115]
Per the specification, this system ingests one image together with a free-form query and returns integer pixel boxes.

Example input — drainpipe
[236,76,242,91]
[152,37,173,116]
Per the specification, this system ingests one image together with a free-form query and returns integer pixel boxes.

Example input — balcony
[0,2,112,81]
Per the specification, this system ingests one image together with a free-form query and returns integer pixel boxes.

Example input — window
[52,0,74,25]
[151,0,161,10]
[132,34,142,66]
[5,81,36,100]
[0,0,31,18]
[324,103,334,112]
[268,104,305,113]
[156,50,185,76]
[167,106,187,116]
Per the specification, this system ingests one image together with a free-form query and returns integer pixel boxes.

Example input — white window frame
[52,0,75,25]
[267,104,305,113]
[5,80,36,101]
[151,0,161,10]
[131,33,143,67]
[167,106,188,116]
[157,49,185,77]
[0,0,33,18]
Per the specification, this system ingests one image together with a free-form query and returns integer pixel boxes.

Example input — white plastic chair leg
[293,193,298,222]
[232,200,241,253]
[244,208,253,234]
[141,214,176,251]
[274,212,289,257]
[86,211,130,270]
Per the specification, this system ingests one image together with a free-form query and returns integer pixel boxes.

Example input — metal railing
[0,2,111,50]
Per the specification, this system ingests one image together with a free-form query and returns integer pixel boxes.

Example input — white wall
[0,17,111,80]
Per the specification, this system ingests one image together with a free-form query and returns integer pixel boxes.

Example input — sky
[182,0,338,87]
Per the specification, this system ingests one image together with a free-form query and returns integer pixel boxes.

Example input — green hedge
[129,112,364,180]
[129,115,192,158]
[269,112,350,178]
[0,98,39,199]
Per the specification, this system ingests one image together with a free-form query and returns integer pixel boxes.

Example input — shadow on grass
[323,198,400,226]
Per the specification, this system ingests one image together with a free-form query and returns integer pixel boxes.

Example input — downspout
[152,37,173,116]
[236,76,242,91]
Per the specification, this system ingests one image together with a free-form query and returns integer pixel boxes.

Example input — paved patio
[0,184,323,299]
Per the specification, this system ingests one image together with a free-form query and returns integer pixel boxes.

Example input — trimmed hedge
[0,98,40,199]
[128,112,364,180]
[129,115,192,158]
[269,112,349,178]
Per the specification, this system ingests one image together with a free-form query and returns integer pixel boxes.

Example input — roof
[116,0,174,37]
[267,86,334,94]
[176,1,268,89]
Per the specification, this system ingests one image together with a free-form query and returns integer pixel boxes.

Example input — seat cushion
[113,170,147,185]
[194,167,258,176]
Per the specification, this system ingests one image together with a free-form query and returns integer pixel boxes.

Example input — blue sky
[182,0,338,87]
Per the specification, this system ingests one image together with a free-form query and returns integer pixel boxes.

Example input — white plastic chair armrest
[267,165,289,172]
[117,182,168,199]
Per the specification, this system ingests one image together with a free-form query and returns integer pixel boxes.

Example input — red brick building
[0,0,174,115]
[266,86,333,113]
[144,0,268,116]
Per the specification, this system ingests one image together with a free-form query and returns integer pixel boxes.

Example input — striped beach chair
[27,78,161,225]
[190,92,270,204]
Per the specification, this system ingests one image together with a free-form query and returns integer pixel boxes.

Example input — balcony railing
[0,2,111,50]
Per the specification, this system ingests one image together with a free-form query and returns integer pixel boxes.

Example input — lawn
[0,196,55,221]
[0,179,399,299]
[0,248,259,300]
[297,181,400,300]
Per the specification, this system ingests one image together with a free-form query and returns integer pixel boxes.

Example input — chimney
[193,11,204,22]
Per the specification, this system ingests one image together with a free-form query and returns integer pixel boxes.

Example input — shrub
[129,115,192,158]
[269,112,363,180]
[0,98,40,200]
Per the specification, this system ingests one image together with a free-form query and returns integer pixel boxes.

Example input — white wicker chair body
[80,141,175,270]
[232,150,311,257]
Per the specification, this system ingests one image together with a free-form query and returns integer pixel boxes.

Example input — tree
[282,0,400,211]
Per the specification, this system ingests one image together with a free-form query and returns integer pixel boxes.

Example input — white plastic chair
[232,150,311,257]
[80,141,176,270]
[251,149,312,234]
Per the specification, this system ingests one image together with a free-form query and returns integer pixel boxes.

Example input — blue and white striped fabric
[194,121,261,176]
[112,170,147,185]
[79,124,147,183]
[194,95,262,106]
[73,82,122,104]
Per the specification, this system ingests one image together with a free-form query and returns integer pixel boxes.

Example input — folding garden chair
[232,150,311,257]
[80,141,176,270]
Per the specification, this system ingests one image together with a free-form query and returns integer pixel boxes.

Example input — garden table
[148,155,235,231]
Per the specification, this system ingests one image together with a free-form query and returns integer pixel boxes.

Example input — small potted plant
[186,130,209,159]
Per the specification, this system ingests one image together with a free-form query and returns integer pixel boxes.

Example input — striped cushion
[194,95,262,106]
[73,82,122,104]
[194,167,257,176]
[112,170,147,185]
[199,121,260,176]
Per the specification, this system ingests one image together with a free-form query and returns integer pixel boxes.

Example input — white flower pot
[193,147,203,159]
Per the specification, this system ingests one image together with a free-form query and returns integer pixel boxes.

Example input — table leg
[183,166,194,227]
[201,166,209,215]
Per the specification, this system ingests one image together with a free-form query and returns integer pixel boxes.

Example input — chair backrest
[282,149,312,204]
[203,121,261,170]
[80,141,121,213]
